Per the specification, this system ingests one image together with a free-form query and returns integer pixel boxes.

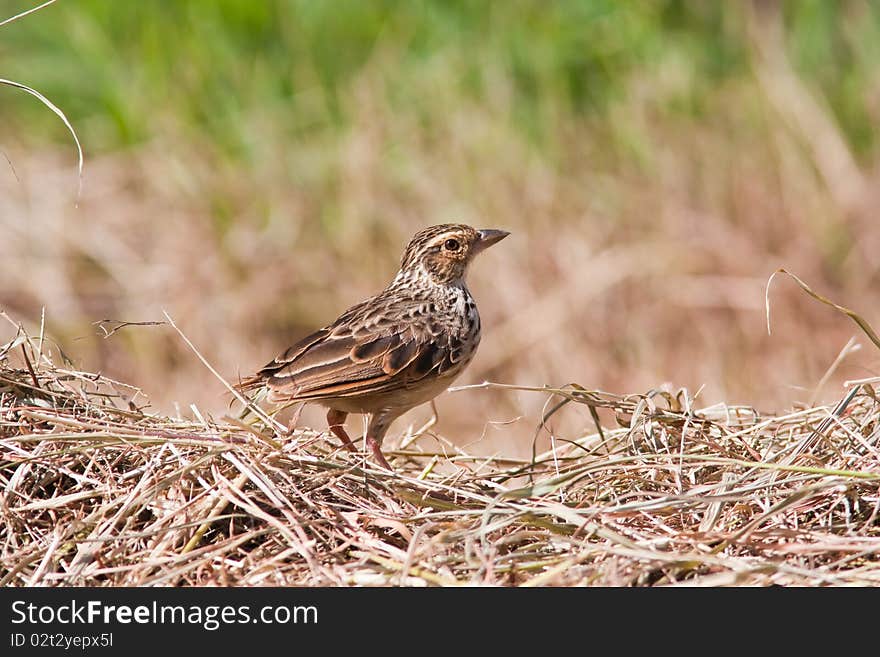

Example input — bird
[238,223,509,469]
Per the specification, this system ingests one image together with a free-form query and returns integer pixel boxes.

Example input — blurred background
[1,0,879,458]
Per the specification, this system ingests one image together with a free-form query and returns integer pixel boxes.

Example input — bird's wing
[257,296,457,401]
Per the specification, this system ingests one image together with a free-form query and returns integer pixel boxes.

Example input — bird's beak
[473,228,510,254]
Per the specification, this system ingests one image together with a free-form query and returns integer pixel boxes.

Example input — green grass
[3,1,879,161]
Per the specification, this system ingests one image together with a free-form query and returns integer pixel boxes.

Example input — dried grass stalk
[2,319,879,587]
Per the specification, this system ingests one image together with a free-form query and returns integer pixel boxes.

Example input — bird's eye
[444,238,460,251]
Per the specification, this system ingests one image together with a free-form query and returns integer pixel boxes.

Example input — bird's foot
[367,436,393,470]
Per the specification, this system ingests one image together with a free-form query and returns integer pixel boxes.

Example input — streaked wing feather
[350,334,399,362]
[408,342,445,379]
[282,371,397,400]
[257,328,330,376]
[266,333,452,401]
[273,335,358,377]
[383,338,422,374]
[261,290,462,402]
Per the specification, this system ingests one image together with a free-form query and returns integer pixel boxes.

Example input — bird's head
[398,223,509,286]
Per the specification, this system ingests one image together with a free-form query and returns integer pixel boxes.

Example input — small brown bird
[240,223,509,469]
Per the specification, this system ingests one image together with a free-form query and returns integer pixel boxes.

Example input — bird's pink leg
[366,413,397,470]
[367,436,393,470]
[327,409,357,453]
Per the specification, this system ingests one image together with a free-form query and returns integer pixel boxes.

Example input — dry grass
[3,315,879,587]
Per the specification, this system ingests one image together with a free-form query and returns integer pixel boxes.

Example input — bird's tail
[233,374,266,396]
